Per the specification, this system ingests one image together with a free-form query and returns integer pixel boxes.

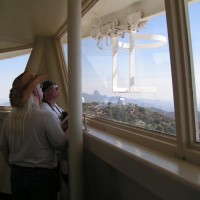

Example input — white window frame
[112,32,166,93]
[81,0,200,166]
[165,0,200,160]
[58,0,200,166]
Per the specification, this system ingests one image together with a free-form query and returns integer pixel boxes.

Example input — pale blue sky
[82,11,172,102]
[0,55,29,104]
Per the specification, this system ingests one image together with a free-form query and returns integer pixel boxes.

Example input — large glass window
[61,9,176,136]
[0,50,31,107]
[61,12,176,136]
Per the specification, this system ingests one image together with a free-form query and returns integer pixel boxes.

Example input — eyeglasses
[52,85,58,91]
[43,84,59,92]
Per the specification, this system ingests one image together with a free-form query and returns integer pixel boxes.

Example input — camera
[60,111,68,122]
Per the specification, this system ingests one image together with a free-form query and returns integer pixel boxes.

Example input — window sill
[83,124,200,197]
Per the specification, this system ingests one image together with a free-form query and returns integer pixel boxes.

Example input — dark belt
[10,165,56,172]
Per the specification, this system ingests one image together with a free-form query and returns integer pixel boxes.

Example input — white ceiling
[0,0,166,52]
[0,0,67,51]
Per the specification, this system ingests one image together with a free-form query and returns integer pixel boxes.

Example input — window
[59,0,200,164]
[0,49,31,107]
[81,12,175,136]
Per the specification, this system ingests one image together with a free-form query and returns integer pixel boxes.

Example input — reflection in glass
[61,13,176,136]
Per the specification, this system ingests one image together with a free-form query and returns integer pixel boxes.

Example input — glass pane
[61,35,68,64]
[0,51,31,106]
[188,0,200,142]
[60,4,176,136]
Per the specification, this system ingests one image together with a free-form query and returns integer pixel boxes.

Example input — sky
[0,1,199,110]
[0,55,29,104]
[82,12,173,102]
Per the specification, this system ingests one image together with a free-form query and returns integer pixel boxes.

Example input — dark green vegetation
[83,102,176,135]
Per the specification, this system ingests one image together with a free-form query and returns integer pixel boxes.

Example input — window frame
[59,0,200,166]
[165,0,200,157]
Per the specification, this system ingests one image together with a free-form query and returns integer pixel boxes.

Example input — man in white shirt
[41,81,63,120]
[40,80,68,130]
[40,80,69,195]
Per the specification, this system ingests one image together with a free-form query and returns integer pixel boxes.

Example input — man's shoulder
[40,102,53,112]
[31,110,59,126]
[40,101,49,108]
[32,107,53,117]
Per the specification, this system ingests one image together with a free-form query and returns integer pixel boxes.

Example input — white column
[112,37,118,92]
[129,31,135,92]
[67,0,83,200]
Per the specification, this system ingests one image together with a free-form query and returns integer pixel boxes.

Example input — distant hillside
[128,98,174,112]
[0,102,10,106]
[82,90,108,103]
[145,107,175,119]
[82,101,176,135]
[82,90,174,112]
[82,90,200,120]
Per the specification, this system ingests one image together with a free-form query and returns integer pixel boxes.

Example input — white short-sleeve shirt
[0,108,67,169]
[40,102,64,124]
